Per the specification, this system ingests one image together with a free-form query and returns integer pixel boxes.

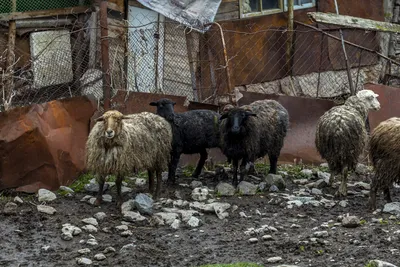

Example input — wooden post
[334,0,355,95]
[3,0,17,111]
[286,0,294,75]
[185,30,199,102]
[100,0,111,111]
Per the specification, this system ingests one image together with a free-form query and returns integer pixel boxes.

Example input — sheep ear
[222,104,234,112]
[149,101,158,106]
[246,112,257,117]
[95,116,104,122]
[172,102,176,105]
[121,115,131,120]
[220,113,228,121]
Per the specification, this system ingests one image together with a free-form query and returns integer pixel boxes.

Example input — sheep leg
[192,149,207,178]
[115,175,123,207]
[368,179,378,211]
[384,187,392,203]
[168,152,181,185]
[336,167,348,198]
[268,154,278,174]
[94,175,105,206]
[239,159,248,183]
[148,170,154,194]
[155,170,162,199]
[232,159,239,187]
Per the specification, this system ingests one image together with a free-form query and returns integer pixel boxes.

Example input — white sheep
[85,110,173,207]
[315,89,380,197]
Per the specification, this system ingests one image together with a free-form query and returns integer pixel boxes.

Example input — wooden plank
[215,11,239,21]
[308,12,400,33]
[0,6,94,21]
[217,2,239,14]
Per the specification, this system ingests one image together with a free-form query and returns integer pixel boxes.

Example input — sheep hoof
[334,189,347,199]
[94,198,102,206]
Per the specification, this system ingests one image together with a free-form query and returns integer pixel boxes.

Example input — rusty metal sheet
[188,101,220,112]
[238,91,337,164]
[364,83,400,131]
[318,0,384,22]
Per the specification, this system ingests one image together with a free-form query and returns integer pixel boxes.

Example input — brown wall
[200,0,384,99]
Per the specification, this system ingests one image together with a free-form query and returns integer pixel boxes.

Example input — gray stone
[338,200,348,208]
[115,225,129,231]
[134,178,146,187]
[81,217,98,226]
[121,186,133,194]
[214,203,231,219]
[313,231,329,237]
[84,182,109,193]
[77,248,91,255]
[120,230,133,237]
[123,211,146,222]
[37,205,56,215]
[120,243,136,252]
[368,260,398,267]
[88,198,96,205]
[287,200,303,207]
[135,193,154,215]
[262,235,274,241]
[342,216,360,228]
[353,181,371,190]
[94,212,106,221]
[237,181,258,196]
[300,169,313,178]
[103,247,116,254]
[172,199,189,208]
[102,194,112,203]
[76,257,92,265]
[355,163,370,175]
[61,232,73,241]
[269,185,279,192]
[82,225,98,233]
[215,182,236,196]
[191,187,209,201]
[86,238,98,246]
[59,186,74,194]
[13,196,23,204]
[38,189,57,202]
[311,188,322,195]
[30,30,73,88]
[264,174,286,190]
[4,202,18,214]
[121,200,135,213]
[94,253,106,261]
[266,256,282,263]
[317,171,331,182]
[383,202,400,215]
[190,180,203,189]
[62,223,82,237]
[187,216,200,227]
[170,219,181,230]
[248,238,258,243]
[258,182,267,192]
[155,212,179,225]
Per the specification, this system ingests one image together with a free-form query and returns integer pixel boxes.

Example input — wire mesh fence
[0,0,397,111]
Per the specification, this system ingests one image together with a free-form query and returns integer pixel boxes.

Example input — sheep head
[95,110,130,139]
[356,89,380,111]
[149,98,176,121]
[220,105,256,136]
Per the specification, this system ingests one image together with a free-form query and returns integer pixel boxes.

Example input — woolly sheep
[368,117,400,211]
[315,89,380,197]
[149,98,221,184]
[85,110,173,206]
[219,99,289,186]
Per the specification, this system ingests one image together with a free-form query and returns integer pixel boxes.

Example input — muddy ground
[1,165,400,267]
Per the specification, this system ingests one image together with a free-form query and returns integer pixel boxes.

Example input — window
[240,0,316,18]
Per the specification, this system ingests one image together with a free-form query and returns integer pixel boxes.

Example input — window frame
[239,0,316,19]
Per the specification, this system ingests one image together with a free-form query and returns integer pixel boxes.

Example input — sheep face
[96,110,129,139]
[356,89,380,111]
[220,107,256,136]
[150,98,176,121]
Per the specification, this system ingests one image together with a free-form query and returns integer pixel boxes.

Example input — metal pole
[286,0,294,75]
[100,0,111,111]
[334,0,355,95]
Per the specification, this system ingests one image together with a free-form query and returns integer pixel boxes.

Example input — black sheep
[219,99,289,186]
[149,98,221,184]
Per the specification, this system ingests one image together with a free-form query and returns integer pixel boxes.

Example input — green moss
[364,261,378,267]
[68,173,95,193]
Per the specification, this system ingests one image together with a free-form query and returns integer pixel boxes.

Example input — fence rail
[0,1,398,111]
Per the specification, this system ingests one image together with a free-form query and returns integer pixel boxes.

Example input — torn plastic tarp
[137,0,222,33]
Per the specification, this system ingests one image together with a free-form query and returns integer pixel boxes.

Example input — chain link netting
[0,0,397,111]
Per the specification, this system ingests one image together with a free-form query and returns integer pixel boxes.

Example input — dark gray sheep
[149,98,221,184]
[219,99,289,186]
[368,117,400,211]
[315,89,380,198]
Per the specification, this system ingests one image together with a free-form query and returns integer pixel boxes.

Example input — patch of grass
[378,218,389,225]
[299,245,305,252]
[182,165,196,177]
[364,261,378,267]
[315,249,324,255]
[197,263,263,267]
[68,173,95,193]
[360,219,367,225]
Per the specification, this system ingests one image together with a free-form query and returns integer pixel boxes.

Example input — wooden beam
[0,6,94,21]
[286,0,294,75]
[308,12,400,33]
